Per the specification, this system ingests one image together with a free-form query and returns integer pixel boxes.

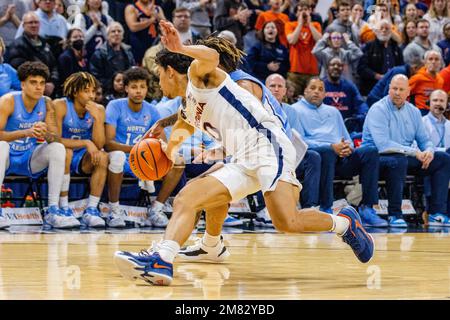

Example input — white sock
[331,215,350,235]
[202,231,220,247]
[59,196,69,209]
[158,240,180,263]
[109,201,120,211]
[152,200,164,212]
[88,195,100,208]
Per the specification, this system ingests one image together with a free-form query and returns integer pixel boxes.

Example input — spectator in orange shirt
[254,0,290,47]
[409,50,444,115]
[285,0,322,98]
[439,63,450,93]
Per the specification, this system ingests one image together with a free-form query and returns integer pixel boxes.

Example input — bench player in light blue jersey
[0,62,73,229]
[105,67,183,228]
[114,21,374,286]
[54,72,109,228]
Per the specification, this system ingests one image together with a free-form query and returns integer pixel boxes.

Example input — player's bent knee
[48,142,66,162]
[108,151,125,173]
[97,151,109,169]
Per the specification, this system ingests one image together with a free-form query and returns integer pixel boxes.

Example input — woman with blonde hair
[424,0,450,43]
[72,0,114,59]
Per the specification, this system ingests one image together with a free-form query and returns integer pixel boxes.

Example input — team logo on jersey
[37,111,44,120]
[143,115,150,125]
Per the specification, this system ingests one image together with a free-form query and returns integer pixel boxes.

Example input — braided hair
[63,72,99,100]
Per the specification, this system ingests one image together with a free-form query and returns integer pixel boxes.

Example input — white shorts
[209,124,302,202]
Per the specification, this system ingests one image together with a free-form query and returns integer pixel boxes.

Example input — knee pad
[47,142,66,162]
[108,151,126,173]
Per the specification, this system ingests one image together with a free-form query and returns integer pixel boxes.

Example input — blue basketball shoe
[114,250,173,286]
[337,206,375,263]
[60,207,81,228]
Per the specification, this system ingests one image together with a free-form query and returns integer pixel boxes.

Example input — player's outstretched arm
[159,20,219,78]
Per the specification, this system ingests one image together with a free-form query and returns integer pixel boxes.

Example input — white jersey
[181,69,301,201]
[182,71,287,162]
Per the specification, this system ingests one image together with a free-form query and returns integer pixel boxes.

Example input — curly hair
[196,35,245,73]
[63,72,99,100]
[17,61,50,82]
[155,49,194,74]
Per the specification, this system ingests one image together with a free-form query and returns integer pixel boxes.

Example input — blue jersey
[5,91,46,155]
[230,69,292,138]
[105,98,160,145]
[62,98,93,143]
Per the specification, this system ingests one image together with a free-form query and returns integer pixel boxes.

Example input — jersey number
[126,133,143,145]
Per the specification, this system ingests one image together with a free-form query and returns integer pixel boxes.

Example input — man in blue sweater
[362,75,450,227]
[292,77,386,227]
[366,58,423,107]
[323,57,368,134]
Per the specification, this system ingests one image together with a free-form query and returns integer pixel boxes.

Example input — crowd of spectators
[0,0,450,228]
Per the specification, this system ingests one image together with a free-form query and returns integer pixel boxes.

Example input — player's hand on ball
[145,121,164,139]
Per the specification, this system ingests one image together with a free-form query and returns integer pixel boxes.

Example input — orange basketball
[129,138,171,181]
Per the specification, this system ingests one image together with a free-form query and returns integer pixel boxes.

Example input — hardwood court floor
[0,230,449,299]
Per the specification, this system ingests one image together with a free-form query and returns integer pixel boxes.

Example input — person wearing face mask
[57,28,88,88]
[0,36,21,97]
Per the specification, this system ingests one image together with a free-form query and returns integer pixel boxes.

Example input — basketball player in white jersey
[114,20,374,286]
[0,62,71,229]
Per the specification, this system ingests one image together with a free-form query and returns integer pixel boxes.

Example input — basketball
[129,138,171,181]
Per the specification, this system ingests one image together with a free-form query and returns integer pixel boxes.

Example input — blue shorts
[5,145,46,178]
[70,148,88,175]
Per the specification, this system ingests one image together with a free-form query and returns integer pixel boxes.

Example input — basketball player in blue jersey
[114,21,374,286]
[105,67,183,228]
[54,72,109,228]
[0,62,72,229]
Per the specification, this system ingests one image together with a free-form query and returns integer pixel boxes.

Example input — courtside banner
[99,203,147,223]
[3,207,43,225]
